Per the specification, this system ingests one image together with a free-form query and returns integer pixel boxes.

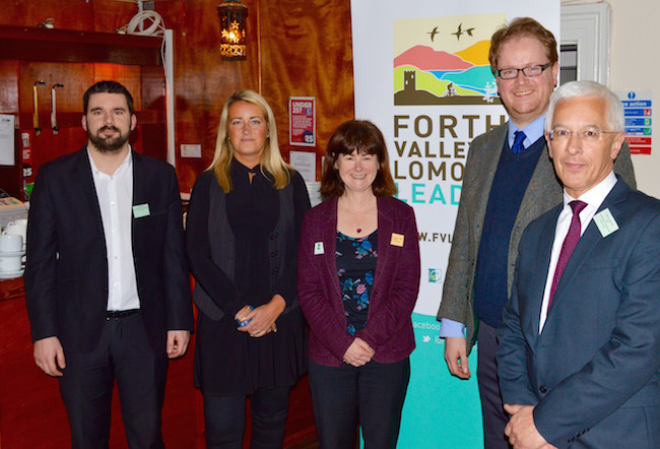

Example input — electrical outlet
[181,144,202,158]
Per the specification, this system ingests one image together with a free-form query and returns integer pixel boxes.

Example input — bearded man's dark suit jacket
[25,147,193,356]
[497,179,660,448]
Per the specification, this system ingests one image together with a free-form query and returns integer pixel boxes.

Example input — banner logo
[428,268,443,283]
[393,14,506,106]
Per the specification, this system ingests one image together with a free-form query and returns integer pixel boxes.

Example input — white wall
[608,0,660,197]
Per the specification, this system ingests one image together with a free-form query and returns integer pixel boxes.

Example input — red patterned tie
[548,200,588,309]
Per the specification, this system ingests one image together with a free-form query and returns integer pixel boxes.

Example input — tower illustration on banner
[394,13,506,106]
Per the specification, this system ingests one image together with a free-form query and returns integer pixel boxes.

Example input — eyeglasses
[548,128,621,143]
[496,62,553,80]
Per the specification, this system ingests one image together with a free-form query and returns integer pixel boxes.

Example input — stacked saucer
[0,229,25,280]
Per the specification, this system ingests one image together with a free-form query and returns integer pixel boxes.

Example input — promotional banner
[351,2,559,446]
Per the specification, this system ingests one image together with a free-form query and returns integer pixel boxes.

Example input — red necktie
[548,200,587,309]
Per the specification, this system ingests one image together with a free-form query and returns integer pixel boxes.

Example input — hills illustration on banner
[394,40,501,106]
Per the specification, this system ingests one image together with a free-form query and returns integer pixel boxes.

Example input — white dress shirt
[88,148,140,312]
[538,171,618,332]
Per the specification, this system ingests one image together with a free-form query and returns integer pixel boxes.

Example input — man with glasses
[436,18,636,448]
[497,80,660,449]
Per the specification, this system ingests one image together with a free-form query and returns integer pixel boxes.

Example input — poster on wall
[619,90,652,155]
[351,1,559,446]
[0,114,15,166]
[289,96,316,147]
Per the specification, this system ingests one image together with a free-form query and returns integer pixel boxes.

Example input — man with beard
[24,81,193,448]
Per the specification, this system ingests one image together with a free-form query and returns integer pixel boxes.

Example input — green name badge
[132,203,151,218]
[593,208,619,238]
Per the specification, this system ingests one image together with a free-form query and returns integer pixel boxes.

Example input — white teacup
[3,225,27,247]
[0,233,23,253]
[8,219,28,227]
[0,254,22,272]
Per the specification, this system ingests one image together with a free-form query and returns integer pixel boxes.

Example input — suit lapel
[525,207,560,344]
[131,150,144,208]
[471,125,507,240]
[130,151,142,256]
[546,181,630,316]
[320,198,343,310]
[75,148,105,236]
[371,197,393,309]
[514,144,558,234]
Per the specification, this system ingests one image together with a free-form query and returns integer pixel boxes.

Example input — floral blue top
[336,230,378,335]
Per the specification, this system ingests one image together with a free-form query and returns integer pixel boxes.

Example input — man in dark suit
[25,81,194,448]
[436,18,635,448]
[497,80,660,448]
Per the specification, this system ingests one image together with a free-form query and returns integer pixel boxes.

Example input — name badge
[593,208,619,238]
[133,203,151,218]
[390,233,404,247]
[314,242,324,255]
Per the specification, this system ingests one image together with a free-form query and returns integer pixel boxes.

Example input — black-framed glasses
[496,62,553,80]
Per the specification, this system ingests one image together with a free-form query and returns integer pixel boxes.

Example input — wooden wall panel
[91,0,145,33]
[18,62,95,123]
[17,62,95,181]
[259,0,355,180]
[165,0,260,192]
[93,63,143,109]
[141,65,166,111]
[0,60,19,113]
[0,0,94,30]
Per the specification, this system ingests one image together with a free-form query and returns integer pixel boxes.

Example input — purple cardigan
[297,195,421,367]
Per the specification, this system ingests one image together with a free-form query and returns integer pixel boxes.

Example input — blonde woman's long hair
[209,90,292,192]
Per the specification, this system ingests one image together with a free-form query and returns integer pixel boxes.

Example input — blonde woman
[186,90,310,448]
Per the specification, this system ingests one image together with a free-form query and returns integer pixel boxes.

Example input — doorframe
[561,3,611,84]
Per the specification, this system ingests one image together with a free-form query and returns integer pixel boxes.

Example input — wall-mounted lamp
[217,0,248,60]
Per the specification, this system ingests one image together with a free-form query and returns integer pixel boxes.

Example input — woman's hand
[343,337,375,367]
[238,294,286,337]
[235,305,253,323]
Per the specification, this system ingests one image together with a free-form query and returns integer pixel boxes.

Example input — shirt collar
[87,146,133,178]
[563,170,617,208]
[231,157,260,174]
[508,115,546,149]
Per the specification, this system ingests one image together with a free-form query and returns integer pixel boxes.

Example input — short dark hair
[83,80,135,116]
[489,17,558,74]
[320,120,397,198]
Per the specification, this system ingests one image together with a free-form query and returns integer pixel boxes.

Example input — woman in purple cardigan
[298,120,421,448]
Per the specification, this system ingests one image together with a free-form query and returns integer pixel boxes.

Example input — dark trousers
[308,358,410,449]
[477,321,511,449]
[203,387,291,449]
[59,312,168,449]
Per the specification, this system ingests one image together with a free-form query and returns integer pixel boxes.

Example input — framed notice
[0,114,15,166]
[618,90,652,155]
[289,97,316,147]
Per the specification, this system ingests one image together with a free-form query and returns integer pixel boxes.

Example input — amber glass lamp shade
[217,0,248,60]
